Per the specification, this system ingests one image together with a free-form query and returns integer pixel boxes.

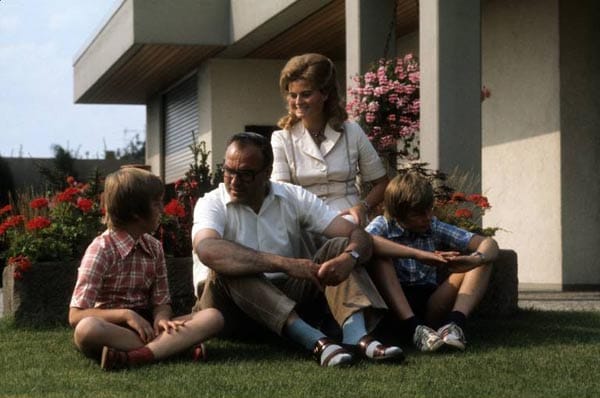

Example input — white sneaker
[413,325,444,352]
[437,322,466,350]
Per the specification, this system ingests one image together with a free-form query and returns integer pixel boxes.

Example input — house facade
[73,0,600,290]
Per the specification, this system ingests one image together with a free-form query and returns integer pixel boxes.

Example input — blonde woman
[271,53,388,227]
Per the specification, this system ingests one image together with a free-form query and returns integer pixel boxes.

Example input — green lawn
[1,309,599,398]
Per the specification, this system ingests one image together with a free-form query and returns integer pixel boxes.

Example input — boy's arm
[69,306,141,326]
[445,235,499,273]
[371,235,454,267]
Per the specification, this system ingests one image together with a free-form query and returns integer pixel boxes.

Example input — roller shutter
[164,76,198,184]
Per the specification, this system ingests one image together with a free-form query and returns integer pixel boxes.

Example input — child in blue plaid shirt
[367,171,499,352]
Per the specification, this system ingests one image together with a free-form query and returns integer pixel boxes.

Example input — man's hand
[283,258,322,288]
[125,310,155,343]
[339,204,368,227]
[317,252,355,286]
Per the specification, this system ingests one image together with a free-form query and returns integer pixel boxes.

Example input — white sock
[363,339,402,359]
[320,343,352,367]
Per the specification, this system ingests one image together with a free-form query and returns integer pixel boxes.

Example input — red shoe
[100,346,129,371]
[191,343,207,362]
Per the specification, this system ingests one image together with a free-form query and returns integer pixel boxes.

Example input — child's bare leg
[73,316,145,357]
[452,264,492,316]
[146,308,224,360]
[425,274,463,327]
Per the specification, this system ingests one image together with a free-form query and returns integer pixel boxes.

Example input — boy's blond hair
[384,171,434,221]
[103,168,164,230]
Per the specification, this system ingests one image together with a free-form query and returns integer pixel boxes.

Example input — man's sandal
[312,337,354,367]
[357,335,405,363]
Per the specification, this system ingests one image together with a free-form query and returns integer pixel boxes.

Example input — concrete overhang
[74,0,230,104]
[74,0,418,105]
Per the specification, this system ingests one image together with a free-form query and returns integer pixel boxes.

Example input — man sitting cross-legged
[192,132,405,367]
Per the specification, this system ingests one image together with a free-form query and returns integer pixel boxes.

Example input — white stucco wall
[206,58,288,166]
[482,0,562,287]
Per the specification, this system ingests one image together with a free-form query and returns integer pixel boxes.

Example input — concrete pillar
[419,0,482,186]
[345,0,396,84]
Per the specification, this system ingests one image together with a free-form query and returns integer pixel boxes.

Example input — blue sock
[342,311,368,345]
[284,318,326,350]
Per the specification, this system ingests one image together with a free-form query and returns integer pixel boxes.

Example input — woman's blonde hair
[277,53,347,131]
[103,167,164,230]
[384,171,434,221]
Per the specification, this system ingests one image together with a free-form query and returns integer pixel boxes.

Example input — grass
[1,309,600,398]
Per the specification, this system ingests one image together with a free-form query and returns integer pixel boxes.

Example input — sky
[0,0,145,159]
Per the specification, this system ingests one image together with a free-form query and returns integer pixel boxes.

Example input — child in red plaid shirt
[69,167,223,370]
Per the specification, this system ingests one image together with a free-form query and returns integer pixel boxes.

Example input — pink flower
[367,101,380,112]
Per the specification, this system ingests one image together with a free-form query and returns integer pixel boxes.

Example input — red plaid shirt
[70,229,171,310]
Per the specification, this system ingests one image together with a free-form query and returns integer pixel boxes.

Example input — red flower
[0,215,25,235]
[0,204,12,216]
[164,199,186,218]
[66,176,76,186]
[454,208,473,219]
[76,197,94,213]
[8,255,32,280]
[26,216,52,231]
[477,197,490,209]
[451,192,466,202]
[56,187,80,203]
[30,197,49,209]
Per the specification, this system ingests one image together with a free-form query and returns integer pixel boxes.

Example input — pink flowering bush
[347,54,420,160]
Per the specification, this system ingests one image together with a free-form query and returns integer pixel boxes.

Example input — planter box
[436,248,519,318]
[3,251,517,327]
[2,260,79,327]
[475,249,519,317]
[2,257,197,327]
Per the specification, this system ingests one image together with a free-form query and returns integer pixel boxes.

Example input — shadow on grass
[467,309,600,351]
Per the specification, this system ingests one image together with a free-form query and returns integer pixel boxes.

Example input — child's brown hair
[383,170,434,221]
[103,167,164,230]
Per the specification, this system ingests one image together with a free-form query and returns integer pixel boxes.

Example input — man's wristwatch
[344,249,360,265]
[471,251,487,263]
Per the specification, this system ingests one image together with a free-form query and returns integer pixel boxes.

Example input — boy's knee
[73,316,104,345]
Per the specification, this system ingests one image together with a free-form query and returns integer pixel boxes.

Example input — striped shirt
[366,216,474,286]
[70,229,170,310]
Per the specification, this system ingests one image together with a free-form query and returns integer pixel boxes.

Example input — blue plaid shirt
[366,215,474,286]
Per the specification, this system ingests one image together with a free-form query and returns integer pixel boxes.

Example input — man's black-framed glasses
[222,166,266,183]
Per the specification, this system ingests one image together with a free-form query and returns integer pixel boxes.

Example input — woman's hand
[340,204,368,227]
